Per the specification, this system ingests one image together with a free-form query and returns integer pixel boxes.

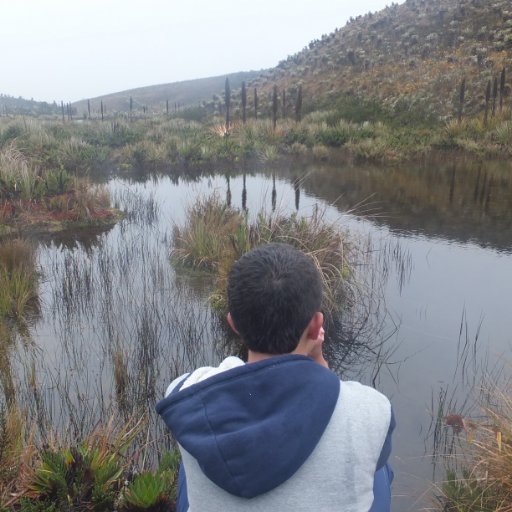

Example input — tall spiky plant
[499,67,506,113]
[457,78,466,123]
[253,87,258,120]
[295,85,303,123]
[272,85,278,130]
[492,76,498,117]
[484,80,491,126]
[224,78,231,132]
[241,81,247,124]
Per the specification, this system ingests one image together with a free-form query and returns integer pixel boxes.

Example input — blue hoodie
[157,355,393,511]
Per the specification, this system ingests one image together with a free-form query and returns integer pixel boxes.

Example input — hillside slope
[72,71,262,116]
[250,0,512,121]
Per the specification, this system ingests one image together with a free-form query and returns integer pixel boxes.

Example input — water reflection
[8,175,404,451]
[225,175,231,207]
[242,173,247,211]
[290,158,512,252]
[271,173,276,211]
[4,163,510,511]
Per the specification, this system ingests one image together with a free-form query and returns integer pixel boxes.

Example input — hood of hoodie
[156,355,340,499]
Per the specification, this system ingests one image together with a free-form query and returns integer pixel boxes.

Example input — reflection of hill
[292,159,512,252]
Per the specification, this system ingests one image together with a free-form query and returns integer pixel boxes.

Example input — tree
[254,87,258,120]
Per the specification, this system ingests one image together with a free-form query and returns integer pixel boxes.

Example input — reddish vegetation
[0,191,118,230]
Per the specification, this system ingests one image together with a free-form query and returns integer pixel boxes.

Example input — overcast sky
[1,1,400,103]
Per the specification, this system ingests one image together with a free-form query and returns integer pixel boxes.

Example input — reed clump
[171,194,245,271]
[0,239,38,321]
[171,193,352,317]
[437,386,512,511]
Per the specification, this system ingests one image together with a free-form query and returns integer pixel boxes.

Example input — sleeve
[369,463,394,512]
[176,460,189,512]
[370,406,396,512]
[376,407,395,470]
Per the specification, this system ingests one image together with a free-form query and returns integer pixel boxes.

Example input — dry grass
[437,385,512,511]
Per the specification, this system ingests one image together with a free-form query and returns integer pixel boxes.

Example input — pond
[6,157,512,511]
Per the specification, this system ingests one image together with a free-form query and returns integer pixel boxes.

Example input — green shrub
[44,168,71,196]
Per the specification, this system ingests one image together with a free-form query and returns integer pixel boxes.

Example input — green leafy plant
[44,168,71,196]
[29,444,123,511]
[119,450,180,512]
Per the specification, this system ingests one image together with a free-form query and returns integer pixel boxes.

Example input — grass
[2,108,512,189]
[0,407,23,503]
[171,193,352,319]
[435,385,512,511]
[0,239,38,321]
[171,194,245,271]
[0,416,181,511]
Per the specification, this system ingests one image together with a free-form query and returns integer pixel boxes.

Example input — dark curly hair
[227,243,323,354]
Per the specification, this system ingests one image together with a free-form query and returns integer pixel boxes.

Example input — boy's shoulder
[336,380,392,430]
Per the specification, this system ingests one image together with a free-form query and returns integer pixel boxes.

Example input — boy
[157,243,394,511]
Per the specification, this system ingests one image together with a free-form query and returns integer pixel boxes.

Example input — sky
[1,1,400,103]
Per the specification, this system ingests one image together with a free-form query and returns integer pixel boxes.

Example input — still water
[11,159,512,510]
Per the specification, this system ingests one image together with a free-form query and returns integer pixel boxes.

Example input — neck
[247,350,276,363]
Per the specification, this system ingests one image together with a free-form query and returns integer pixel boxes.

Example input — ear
[227,312,240,334]
[306,311,323,340]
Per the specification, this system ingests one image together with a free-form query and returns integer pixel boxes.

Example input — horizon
[1,0,402,104]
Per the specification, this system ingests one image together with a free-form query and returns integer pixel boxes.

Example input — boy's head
[227,243,323,354]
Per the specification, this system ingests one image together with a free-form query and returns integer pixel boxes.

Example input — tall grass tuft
[0,239,38,320]
[171,195,245,271]
[436,385,512,511]
[0,406,23,500]
[171,193,352,319]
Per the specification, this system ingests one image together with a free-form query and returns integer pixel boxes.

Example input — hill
[247,0,512,123]
[0,94,60,117]
[72,71,262,117]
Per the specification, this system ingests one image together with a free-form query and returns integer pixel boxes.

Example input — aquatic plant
[171,194,245,271]
[171,193,352,320]
[0,239,38,321]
